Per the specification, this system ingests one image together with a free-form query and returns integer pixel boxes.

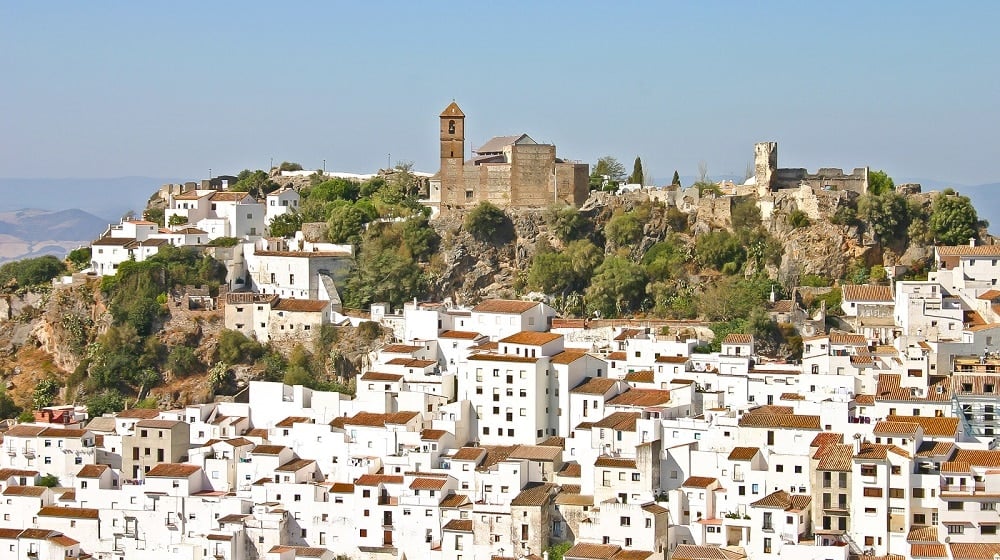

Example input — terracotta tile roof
[842,284,894,302]
[37,506,99,519]
[810,432,844,447]
[624,370,655,383]
[592,412,640,432]
[410,477,448,490]
[559,462,581,477]
[254,250,350,258]
[941,461,971,473]
[885,415,958,437]
[225,292,278,305]
[354,474,403,486]
[816,444,855,471]
[360,371,403,382]
[978,289,1000,301]
[607,351,626,360]
[738,413,820,430]
[478,445,518,471]
[509,445,561,461]
[250,445,287,455]
[911,544,948,558]
[607,388,671,407]
[275,459,314,472]
[451,447,486,462]
[329,483,354,494]
[855,442,911,460]
[511,482,557,506]
[76,464,109,478]
[421,429,448,440]
[949,542,1000,559]
[748,405,794,415]
[829,332,868,346]
[266,546,330,558]
[611,551,655,560]
[779,392,805,401]
[916,441,955,458]
[440,493,471,508]
[385,357,437,368]
[613,328,643,341]
[49,534,79,546]
[750,490,811,511]
[572,377,619,395]
[595,456,637,469]
[555,492,594,506]
[551,350,588,364]
[344,411,420,428]
[135,419,182,429]
[727,447,759,461]
[936,244,1000,257]
[18,528,60,539]
[500,331,562,346]
[472,299,539,314]
[380,344,423,353]
[641,502,668,515]
[874,420,920,435]
[682,476,718,488]
[539,436,565,448]
[209,191,253,202]
[0,469,38,479]
[723,333,753,345]
[145,463,201,478]
[3,485,47,496]
[855,394,875,405]
[275,416,312,428]
[564,542,621,559]
[439,330,483,340]
[670,544,741,560]
[442,519,473,532]
[272,298,328,312]
[950,449,1000,468]
[2,425,47,437]
[116,409,161,419]
[769,299,794,313]
[552,318,588,329]
[907,525,939,542]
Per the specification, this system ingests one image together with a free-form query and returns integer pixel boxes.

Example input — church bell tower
[439,101,466,208]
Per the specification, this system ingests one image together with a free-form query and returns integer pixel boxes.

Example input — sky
[2,1,999,187]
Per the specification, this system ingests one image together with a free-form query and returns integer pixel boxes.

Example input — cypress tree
[629,157,644,185]
[671,170,681,186]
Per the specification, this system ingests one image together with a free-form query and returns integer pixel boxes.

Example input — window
[863,487,883,498]
[794,465,802,474]
[947,525,965,535]
[860,464,877,477]
[762,512,772,530]
[632,473,640,481]
[620,516,631,527]
[983,502,997,511]
[948,501,964,511]
[983,525,998,535]
[776,465,784,473]
[360,529,367,538]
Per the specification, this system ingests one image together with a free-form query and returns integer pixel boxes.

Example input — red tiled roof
[682,476,718,488]
[842,284,894,302]
[500,331,562,346]
[146,463,201,477]
[472,300,539,314]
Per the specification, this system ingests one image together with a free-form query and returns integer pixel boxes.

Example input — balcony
[941,483,986,495]
[377,496,398,506]
[22,448,35,458]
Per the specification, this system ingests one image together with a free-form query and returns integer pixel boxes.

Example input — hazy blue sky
[2,1,999,185]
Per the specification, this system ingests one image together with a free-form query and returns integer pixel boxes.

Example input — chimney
[853,433,863,454]
[970,237,976,247]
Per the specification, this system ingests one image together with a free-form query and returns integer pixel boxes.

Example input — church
[428,101,589,214]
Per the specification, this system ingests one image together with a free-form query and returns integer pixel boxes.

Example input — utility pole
[387,153,391,170]
[323,159,326,173]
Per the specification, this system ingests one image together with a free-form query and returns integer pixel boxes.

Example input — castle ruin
[753,141,868,196]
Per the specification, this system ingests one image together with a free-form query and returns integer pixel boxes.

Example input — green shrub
[787,209,810,229]
[464,202,512,243]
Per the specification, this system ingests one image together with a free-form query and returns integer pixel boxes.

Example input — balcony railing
[941,483,986,494]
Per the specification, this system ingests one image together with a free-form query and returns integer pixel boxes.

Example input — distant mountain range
[0,176,179,264]
[0,208,108,263]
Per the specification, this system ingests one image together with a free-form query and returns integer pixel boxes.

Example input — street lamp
[323,159,326,173]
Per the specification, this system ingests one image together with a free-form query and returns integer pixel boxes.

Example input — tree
[868,170,895,196]
[278,161,303,172]
[545,205,586,243]
[67,247,92,270]
[859,191,910,245]
[0,255,66,288]
[168,214,188,226]
[730,198,762,232]
[38,474,60,488]
[605,211,643,247]
[787,209,811,229]
[231,169,278,197]
[591,156,627,190]
[928,190,980,245]
[547,542,572,560]
[628,156,644,185]
[167,346,200,377]
[32,379,60,410]
[326,202,368,244]
[86,389,126,417]
[217,330,264,364]
[671,170,681,187]
[585,255,648,318]
[464,202,511,243]
[695,230,745,272]
[268,211,303,238]
[0,388,21,420]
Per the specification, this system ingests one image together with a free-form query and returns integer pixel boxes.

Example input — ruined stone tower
[754,141,778,196]
[439,101,466,208]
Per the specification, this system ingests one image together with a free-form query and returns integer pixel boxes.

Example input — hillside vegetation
[0,170,988,418]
